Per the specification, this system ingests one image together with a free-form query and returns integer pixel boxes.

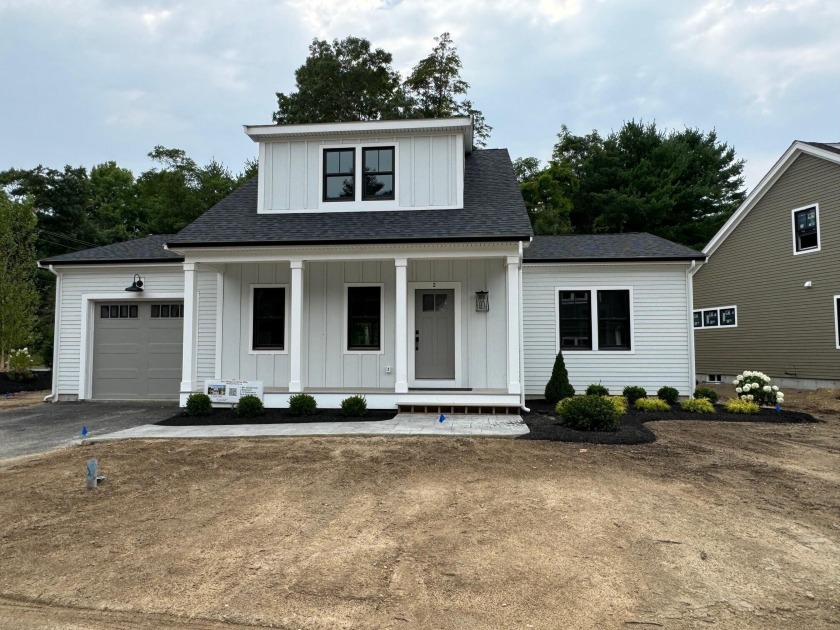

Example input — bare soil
[0,399,838,628]
[0,390,48,412]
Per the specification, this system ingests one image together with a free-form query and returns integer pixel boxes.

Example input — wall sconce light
[125,274,144,292]
[475,290,489,312]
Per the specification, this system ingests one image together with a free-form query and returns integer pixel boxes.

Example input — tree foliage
[518,121,746,249]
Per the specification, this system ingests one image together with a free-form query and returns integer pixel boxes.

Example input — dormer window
[323,149,355,202]
[362,147,395,200]
[793,205,819,254]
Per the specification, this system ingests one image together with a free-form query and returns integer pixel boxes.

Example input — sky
[1,0,838,191]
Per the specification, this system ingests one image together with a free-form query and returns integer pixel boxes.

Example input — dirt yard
[0,395,838,628]
[0,391,49,412]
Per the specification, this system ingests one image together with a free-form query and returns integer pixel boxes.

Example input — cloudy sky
[1,0,838,190]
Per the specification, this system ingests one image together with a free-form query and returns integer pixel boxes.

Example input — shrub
[288,393,317,417]
[185,393,213,417]
[726,398,759,414]
[733,370,784,406]
[607,395,628,415]
[635,398,671,412]
[7,348,35,381]
[585,383,609,397]
[693,387,719,403]
[544,351,575,404]
[681,398,715,413]
[622,386,647,405]
[557,395,622,431]
[657,386,679,405]
[340,394,368,417]
[235,395,265,418]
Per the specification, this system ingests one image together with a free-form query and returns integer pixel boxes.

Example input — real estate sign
[204,380,264,404]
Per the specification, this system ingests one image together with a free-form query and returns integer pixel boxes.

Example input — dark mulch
[520,399,819,445]
[0,370,52,394]
[157,407,398,426]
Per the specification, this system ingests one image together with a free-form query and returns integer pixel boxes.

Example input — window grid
[793,206,819,253]
[694,305,737,329]
[362,147,395,201]
[323,148,355,202]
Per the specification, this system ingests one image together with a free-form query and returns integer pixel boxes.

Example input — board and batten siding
[523,264,694,396]
[218,258,508,390]
[694,153,840,381]
[259,134,461,212]
[54,266,185,397]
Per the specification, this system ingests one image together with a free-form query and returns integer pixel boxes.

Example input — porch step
[397,403,521,415]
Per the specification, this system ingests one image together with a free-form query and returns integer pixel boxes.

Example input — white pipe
[686,260,697,398]
[44,265,61,402]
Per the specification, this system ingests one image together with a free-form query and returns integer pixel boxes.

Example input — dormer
[244,117,473,214]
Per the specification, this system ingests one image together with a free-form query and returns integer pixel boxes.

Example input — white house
[39,117,704,409]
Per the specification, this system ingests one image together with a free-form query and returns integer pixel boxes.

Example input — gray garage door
[92,301,184,400]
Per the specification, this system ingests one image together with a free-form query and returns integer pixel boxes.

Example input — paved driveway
[0,401,179,461]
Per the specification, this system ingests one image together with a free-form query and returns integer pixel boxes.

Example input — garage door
[92,301,184,400]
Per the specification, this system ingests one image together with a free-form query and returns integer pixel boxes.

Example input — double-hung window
[558,289,632,352]
[323,149,355,202]
[362,147,395,200]
[792,205,819,253]
[347,286,382,351]
[322,146,395,204]
[252,287,286,351]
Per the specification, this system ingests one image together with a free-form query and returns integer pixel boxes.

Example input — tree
[0,192,38,370]
[513,157,574,235]
[544,351,575,404]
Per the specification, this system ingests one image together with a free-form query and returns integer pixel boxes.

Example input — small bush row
[184,393,367,418]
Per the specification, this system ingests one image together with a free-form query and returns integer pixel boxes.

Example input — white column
[394,258,408,393]
[505,255,522,395]
[289,260,304,393]
[180,262,198,394]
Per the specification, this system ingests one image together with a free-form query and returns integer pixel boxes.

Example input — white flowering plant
[733,370,784,406]
[7,348,35,381]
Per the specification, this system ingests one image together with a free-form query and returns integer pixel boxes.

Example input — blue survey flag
[438,413,446,423]
[775,403,781,413]
[81,426,88,436]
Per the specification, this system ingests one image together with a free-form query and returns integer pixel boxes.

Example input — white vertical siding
[195,269,217,383]
[54,266,185,396]
[523,263,693,396]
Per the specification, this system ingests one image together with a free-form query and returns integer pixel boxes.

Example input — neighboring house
[39,117,703,408]
[693,141,840,389]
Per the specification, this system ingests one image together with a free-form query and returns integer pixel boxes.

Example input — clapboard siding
[523,264,693,396]
[195,269,217,383]
[694,153,840,380]
[55,266,185,396]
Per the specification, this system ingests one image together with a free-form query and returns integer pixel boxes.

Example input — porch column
[180,262,198,394]
[394,258,408,393]
[505,256,522,395]
[289,260,304,393]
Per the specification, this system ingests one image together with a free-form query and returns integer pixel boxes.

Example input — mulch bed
[520,399,819,445]
[158,407,398,426]
[0,370,52,394]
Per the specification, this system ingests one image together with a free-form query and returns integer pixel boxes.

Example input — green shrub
[657,386,679,405]
[585,383,609,397]
[635,397,671,412]
[235,395,265,418]
[7,348,35,381]
[185,393,213,417]
[681,398,715,413]
[622,386,647,405]
[544,351,575,404]
[607,395,628,415]
[693,387,719,403]
[288,393,317,417]
[557,395,622,431]
[725,398,759,414]
[340,394,368,417]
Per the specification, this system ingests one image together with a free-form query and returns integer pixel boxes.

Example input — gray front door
[415,289,455,380]
[92,301,183,400]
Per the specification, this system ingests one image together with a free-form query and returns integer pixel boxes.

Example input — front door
[415,289,455,380]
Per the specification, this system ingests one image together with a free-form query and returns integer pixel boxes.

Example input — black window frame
[835,296,840,350]
[793,205,819,253]
[597,290,632,351]
[559,290,592,351]
[322,148,356,203]
[252,287,286,351]
[361,146,395,201]
[347,286,382,352]
[694,305,737,329]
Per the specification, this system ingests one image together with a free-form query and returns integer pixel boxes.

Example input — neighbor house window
[323,148,355,202]
[694,305,737,329]
[362,147,395,200]
[793,205,819,253]
[347,286,381,351]
[558,289,633,352]
[252,287,285,351]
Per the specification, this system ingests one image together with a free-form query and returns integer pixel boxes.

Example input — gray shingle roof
[525,233,705,262]
[39,234,183,266]
[802,141,840,157]
[167,149,533,247]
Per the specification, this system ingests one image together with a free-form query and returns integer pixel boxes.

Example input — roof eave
[166,234,534,250]
[38,257,184,267]
[524,256,706,264]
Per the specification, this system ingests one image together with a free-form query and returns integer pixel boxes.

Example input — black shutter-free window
[323,149,355,201]
[559,291,592,350]
[347,286,381,350]
[362,147,395,200]
[253,288,285,350]
[597,290,631,350]
[794,207,818,251]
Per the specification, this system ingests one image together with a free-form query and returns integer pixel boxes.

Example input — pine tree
[544,351,575,403]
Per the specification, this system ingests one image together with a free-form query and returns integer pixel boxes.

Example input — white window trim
[554,286,635,355]
[792,203,821,256]
[834,295,840,350]
[318,142,400,212]
[249,284,289,355]
[343,283,386,355]
[694,305,738,330]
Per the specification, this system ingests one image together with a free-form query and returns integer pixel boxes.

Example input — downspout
[686,260,698,398]
[519,240,529,413]
[43,265,61,402]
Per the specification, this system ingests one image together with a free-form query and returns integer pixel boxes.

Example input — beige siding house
[693,141,840,388]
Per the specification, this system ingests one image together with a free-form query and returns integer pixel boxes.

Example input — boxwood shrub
[289,393,317,417]
[340,394,368,417]
[635,397,671,412]
[657,386,679,405]
[585,383,609,397]
[693,387,719,403]
[235,394,265,418]
[185,393,213,417]
[622,386,647,405]
[556,395,622,432]
[680,398,715,413]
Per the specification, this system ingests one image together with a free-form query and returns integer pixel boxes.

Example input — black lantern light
[475,290,489,312]
[125,274,144,292]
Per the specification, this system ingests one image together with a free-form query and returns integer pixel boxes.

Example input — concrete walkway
[89,413,529,441]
